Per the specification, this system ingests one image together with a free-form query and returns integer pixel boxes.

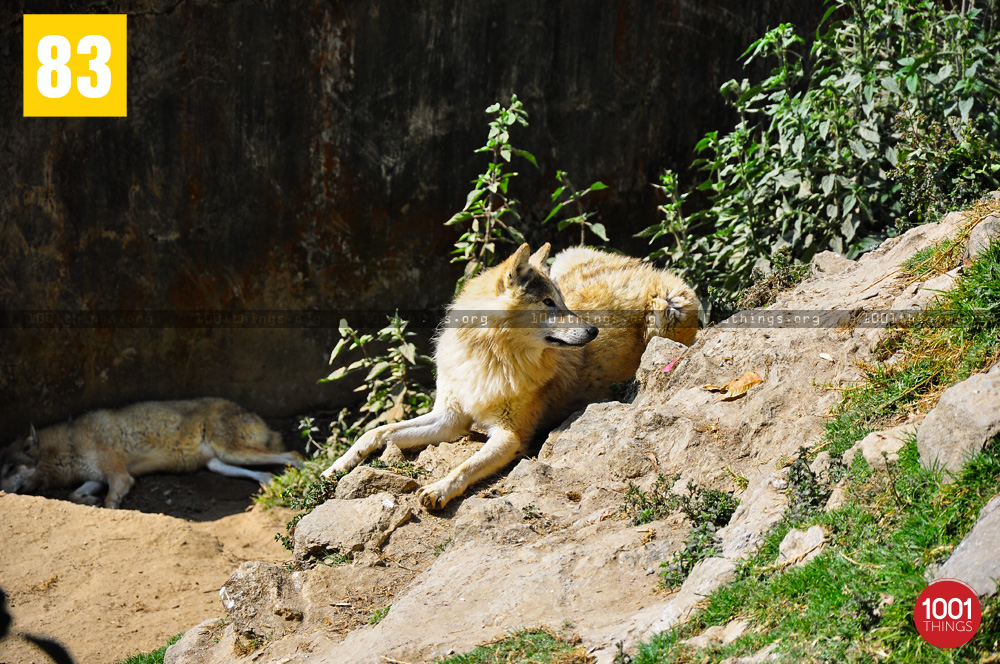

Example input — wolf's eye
[543,298,555,307]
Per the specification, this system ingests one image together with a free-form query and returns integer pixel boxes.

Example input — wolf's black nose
[586,325,599,339]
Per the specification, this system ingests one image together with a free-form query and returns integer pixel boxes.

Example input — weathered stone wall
[0,0,822,437]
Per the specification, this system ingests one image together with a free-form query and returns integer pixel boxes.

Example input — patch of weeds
[522,503,542,520]
[435,627,594,664]
[273,476,340,551]
[619,475,739,589]
[115,634,183,664]
[733,246,811,310]
[655,482,739,590]
[259,314,433,513]
[785,447,833,523]
[368,604,390,625]
[620,474,678,526]
[319,549,352,567]
[659,521,723,590]
[433,537,452,557]
[725,467,749,492]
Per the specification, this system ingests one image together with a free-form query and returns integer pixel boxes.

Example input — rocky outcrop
[917,367,1000,477]
[164,206,975,664]
[292,493,412,567]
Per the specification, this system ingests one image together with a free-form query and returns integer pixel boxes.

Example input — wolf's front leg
[417,426,520,510]
[320,407,470,479]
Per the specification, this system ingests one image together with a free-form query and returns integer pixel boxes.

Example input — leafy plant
[639,0,1000,305]
[321,314,433,434]
[258,314,432,514]
[545,169,609,246]
[445,95,536,292]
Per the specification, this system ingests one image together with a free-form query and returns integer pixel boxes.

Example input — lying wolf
[322,243,698,509]
[1,398,302,508]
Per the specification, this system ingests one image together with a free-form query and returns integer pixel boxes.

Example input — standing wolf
[1,398,302,508]
[322,243,698,509]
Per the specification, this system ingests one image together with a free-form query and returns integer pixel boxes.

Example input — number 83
[37,34,111,99]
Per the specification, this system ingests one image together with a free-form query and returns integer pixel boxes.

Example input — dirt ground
[0,466,297,664]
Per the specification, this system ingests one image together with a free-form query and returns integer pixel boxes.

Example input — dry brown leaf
[720,371,763,400]
[702,372,764,399]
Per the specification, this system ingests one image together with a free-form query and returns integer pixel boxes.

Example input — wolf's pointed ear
[528,243,551,271]
[25,425,40,454]
[497,243,532,294]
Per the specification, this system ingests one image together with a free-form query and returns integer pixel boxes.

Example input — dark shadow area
[0,587,76,664]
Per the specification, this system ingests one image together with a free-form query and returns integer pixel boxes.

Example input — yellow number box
[23,14,127,117]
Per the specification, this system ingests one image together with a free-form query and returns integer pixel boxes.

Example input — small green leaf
[880,76,900,95]
[589,222,609,242]
[399,343,417,364]
[444,211,473,226]
[322,366,348,382]
[589,181,608,191]
[512,149,538,169]
[959,97,974,122]
[544,202,565,224]
[329,337,348,363]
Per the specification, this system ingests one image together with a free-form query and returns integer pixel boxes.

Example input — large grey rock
[219,562,305,640]
[334,466,419,500]
[776,525,825,568]
[843,424,915,470]
[964,213,1000,263]
[917,371,1000,477]
[292,493,412,567]
[719,471,788,559]
[934,494,1000,597]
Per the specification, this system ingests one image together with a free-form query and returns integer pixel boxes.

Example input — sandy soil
[0,469,295,664]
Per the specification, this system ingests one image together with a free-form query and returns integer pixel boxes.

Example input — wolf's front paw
[416,479,456,510]
[320,454,354,479]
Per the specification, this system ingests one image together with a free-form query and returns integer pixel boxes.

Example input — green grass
[631,211,1000,662]
[115,634,182,664]
[435,628,592,664]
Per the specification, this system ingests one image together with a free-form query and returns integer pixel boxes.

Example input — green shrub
[639,0,1000,305]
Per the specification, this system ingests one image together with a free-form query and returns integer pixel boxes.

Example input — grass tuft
[115,634,183,664]
[435,628,594,664]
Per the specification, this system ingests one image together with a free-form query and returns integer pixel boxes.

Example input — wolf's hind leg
[212,449,304,469]
[417,426,519,510]
[321,407,470,478]
[68,480,104,506]
[206,457,273,484]
[103,471,135,509]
